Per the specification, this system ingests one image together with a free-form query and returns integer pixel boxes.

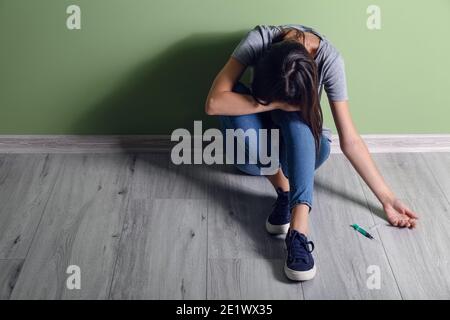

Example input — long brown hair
[251,29,323,155]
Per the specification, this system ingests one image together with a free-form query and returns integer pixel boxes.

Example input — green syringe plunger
[350,224,374,239]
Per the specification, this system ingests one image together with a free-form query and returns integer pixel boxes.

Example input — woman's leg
[267,168,290,192]
[272,128,330,194]
[272,111,330,281]
[272,110,331,235]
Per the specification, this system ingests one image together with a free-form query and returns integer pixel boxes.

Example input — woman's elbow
[205,97,218,115]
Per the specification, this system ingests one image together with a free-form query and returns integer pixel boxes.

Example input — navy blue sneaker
[266,188,290,234]
[284,229,316,281]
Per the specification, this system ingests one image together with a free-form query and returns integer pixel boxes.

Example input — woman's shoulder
[245,25,284,40]
[317,38,344,68]
[231,25,281,66]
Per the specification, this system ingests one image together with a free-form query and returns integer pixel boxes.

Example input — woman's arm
[205,58,297,116]
[330,100,418,228]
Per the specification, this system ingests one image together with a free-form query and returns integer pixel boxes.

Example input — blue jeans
[219,82,331,211]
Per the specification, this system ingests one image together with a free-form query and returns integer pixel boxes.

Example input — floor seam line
[420,153,450,206]
[9,154,61,299]
[356,166,404,300]
[106,154,136,300]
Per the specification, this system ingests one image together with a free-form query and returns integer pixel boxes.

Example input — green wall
[1,0,449,134]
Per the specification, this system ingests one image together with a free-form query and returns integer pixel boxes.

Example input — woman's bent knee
[315,136,331,169]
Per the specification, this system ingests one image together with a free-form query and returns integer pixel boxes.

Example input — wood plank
[206,166,304,299]
[207,165,283,260]
[0,259,23,299]
[303,155,401,299]
[130,153,208,199]
[0,154,60,259]
[208,258,302,300]
[10,154,135,299]
[359,153,444,203]
[421,153,450,203]
[358,153,450,299]
[370,196,450,299]
[110,199,207,299]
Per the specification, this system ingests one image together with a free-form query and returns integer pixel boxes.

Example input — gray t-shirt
[232,24,348,102]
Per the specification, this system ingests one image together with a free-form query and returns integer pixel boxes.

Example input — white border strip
[332,134,450,153]
[0,134,449,154]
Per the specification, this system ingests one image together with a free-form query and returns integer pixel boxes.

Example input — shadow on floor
[127,152,389,286]
[314,178,388,223]
[129,151,294,284]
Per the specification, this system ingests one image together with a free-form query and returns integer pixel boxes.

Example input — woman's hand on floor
[383,198,418,228]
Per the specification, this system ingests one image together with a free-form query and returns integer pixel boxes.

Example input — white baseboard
[0,134,449,154]
[331,134,450,153]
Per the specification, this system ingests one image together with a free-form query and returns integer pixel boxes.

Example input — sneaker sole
[284,263,317,281]
[265,219,290,235]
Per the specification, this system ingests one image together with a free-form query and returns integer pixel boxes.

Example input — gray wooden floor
[0,152,449,300]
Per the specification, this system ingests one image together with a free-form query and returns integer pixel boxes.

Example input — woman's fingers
[402,215,418,228]
[389,216,399,227]
[395,200,419,219]
[399,219,408,228]
[392,215,417,229]
[405,208,419,219]
[387,205,418,229]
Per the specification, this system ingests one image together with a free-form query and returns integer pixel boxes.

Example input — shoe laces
[288,232,315,263]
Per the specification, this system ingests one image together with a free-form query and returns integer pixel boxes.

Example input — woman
[205,25,418,281]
